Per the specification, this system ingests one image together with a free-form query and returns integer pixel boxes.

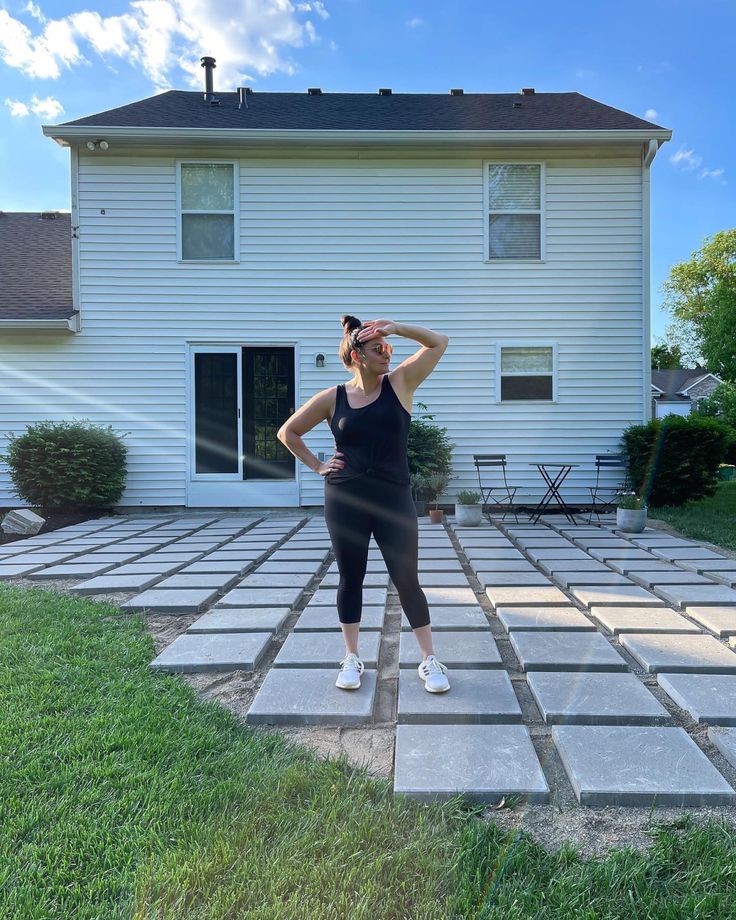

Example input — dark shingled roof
[651,368,717,401]
[0,212,74,320]
[59,90,666,132]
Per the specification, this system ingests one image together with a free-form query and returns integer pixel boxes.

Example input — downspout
[642,139,659,421]
[70,145,82,331]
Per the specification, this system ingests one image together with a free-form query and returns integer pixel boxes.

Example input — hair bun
[340,314,362,333]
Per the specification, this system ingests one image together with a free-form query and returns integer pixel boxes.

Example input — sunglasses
[352,331,393,356]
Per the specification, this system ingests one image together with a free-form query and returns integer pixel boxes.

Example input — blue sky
[1,0,733,340]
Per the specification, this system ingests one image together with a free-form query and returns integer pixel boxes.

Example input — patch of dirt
[0,508,105,544]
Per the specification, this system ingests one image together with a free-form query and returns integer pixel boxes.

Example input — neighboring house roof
[650,368,722,401]
[0,212,75,322]
[57,90,667,133]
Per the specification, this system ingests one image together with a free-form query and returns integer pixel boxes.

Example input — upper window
[485,163,543,260]
[179,162,237,261]
[499,345,554,401]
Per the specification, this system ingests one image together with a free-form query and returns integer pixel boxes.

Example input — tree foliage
[651,342,683,369]
[662,229,736,379]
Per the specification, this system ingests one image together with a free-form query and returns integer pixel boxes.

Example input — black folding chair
[588,454,627,523]
[473,454,519,523]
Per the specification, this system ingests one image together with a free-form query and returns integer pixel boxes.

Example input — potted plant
[410,472,429,516]
[455,489,483,526]
[615,491,647,533]
[407,402,453,519]
[426,472,449,523]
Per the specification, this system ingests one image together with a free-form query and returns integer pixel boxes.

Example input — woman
[277,315,451,694]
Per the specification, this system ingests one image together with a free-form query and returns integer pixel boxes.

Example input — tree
[651,342,683,369]
[662,229,736,378]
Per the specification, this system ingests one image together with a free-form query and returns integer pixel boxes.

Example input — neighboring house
[651,368,723,418]
[0,62,672,509]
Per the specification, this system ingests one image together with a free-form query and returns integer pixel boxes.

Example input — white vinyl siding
[177,161,238,261]
[0,144,647,508]
[485,162,544,260]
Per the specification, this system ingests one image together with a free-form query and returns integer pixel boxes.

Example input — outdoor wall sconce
[315,353,326,368]
[85,139,109,151]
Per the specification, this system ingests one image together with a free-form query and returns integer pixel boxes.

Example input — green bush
[620,415,730,508]
[407,402,453,500]
[2,420,128,511]
[695,381,736,464]
[457,489,481,505]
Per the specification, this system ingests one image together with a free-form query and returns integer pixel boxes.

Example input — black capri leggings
[324,476,431,629]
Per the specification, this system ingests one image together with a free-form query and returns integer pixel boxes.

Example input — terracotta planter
[429,508,444,524]
[455,503,482,526]
[616,507,647,533]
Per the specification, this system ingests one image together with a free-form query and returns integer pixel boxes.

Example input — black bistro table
[528,462,580,524]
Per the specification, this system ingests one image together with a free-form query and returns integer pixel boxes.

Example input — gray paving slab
[485,585,570,608]
[149,632,272,672]
[496,606,596,632]
[188,607,291,633]
[147,552,204,563]
[620,633,736,673]
[26,562,117,579]
[686,606,736,638]
[464,548,525,561]
[417,548,460,559]
[268,549,327,561]
[399,631,502,668]
[422,587,478,606]
[294,606,385,632]
[320,572,390,587]
[510,631,628,672]
[71,573,163,594]
[652,547,727,561]
[273,631,381,668]
[468,560,537,574]
[630,535,696,548]
[658,673,736,725]
[309,587,387,607]
[551,571,632,588]
[570,585,664,608]
[590,606,702,635]
[401,605,490,631]
[628,570,714,589]
[109,563,182,576]
[607,558,683,575]
[10,552,78,564]
[237,573,313,588]
[538,559,611,574]
[218,586,305,608]
[572,538,633,550]
[394,724,549,804]
[703,570,736,587]
[69,552,141,564]
[677,558,736,573]
[181,560,253,574]
[246,668,377,726]
[654,584,736,608]
[528,672,671,725]
[398,669,522,724]
[552,725,735,805]
[417,558,464,572]
[418,572,471,587]
[154,572,238,589]
[587,548,658,563]
[515,538,574,549]
[709,727,736,770]
[475,571,553,588]
[527,548,591,561]
[121,587,219,612]
[327,560,387,575]
[257,560,324,574]
[0,563,49,577]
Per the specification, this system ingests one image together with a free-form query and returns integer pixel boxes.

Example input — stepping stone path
[6,511,736,807]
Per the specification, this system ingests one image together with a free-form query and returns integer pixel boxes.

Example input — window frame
[496,341,557,404]
[176,159,240,263]
[483,160,545,263]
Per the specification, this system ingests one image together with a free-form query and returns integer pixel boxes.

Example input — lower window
[499,345,554,401]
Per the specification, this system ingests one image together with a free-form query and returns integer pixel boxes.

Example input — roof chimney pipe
[521,87,535,95]
[201,56,216,102]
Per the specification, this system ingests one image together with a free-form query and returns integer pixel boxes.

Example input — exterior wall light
[315,353,325,368]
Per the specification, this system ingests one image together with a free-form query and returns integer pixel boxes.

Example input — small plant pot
[429,508,444,524]
[616,507,647,533]
[455,503,482,526]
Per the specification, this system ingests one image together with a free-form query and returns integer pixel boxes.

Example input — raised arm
[276,387,345,476]
[356,319,449,393]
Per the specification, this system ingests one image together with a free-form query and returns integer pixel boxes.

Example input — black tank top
[327,375,411,486]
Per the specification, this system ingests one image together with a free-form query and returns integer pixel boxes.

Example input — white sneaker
[418,655,450,693]
[336,653,364,690]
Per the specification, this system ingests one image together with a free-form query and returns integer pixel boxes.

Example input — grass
[2,584,736,919]
[649,481,736,552]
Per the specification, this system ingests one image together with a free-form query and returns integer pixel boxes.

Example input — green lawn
[649,481,736,552]
[2,584,736,919]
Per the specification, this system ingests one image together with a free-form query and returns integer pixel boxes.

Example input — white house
[0,62,672,510]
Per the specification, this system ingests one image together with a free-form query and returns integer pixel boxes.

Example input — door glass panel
[194,353,239,473]
[243,348,295,480]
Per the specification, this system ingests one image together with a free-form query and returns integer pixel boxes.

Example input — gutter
[43,125,673,148]
[0,314,80,332]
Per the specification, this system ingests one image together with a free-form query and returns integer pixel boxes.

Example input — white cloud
[4,94,64,118]
[0,0,328,90]
[406,17,423,27]
[24,2,45,22]
[5,98,30,116]
[644,108,658,120]
[670,145,726,184]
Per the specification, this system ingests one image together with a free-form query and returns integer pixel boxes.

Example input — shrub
[695,381,736,464]
[407,402,453,499]
[2,420,128,511]
[457,489,481,505]
[620,415,730,508]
